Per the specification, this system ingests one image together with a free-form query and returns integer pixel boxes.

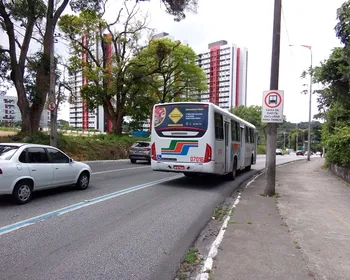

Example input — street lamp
[289,44,313,161]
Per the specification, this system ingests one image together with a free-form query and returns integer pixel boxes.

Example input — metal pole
[307,50,312,161]
[49,30,57,147]
[295,123,298,151]
[283,132,286,150]
[265,0,282,196]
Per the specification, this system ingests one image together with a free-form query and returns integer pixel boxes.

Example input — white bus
[150,102,257,180]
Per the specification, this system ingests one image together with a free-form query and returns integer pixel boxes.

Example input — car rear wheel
[130,159,137,164]
[76,171,90,190]
[12,180,33,205]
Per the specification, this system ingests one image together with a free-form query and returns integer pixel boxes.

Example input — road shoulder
[211,161,313,280]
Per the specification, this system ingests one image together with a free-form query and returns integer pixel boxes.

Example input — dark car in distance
[296,150,304,156]
[129,141,151,164]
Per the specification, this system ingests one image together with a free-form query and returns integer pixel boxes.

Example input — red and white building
[69,34,113,132]
[196,40,248,110]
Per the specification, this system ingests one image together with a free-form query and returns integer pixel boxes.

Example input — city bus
[150,102,257,179]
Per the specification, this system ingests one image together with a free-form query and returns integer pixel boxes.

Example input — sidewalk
[211,158,350,280]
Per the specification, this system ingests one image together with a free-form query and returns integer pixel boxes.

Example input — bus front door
[239,126,245,169]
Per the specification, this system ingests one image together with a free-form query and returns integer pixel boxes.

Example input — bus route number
[190,156,204,163]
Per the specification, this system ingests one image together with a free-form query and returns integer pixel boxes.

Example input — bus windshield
[153,103,208,138]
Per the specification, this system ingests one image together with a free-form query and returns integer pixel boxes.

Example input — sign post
[264,0,282,197]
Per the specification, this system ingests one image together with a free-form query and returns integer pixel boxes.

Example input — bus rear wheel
[245,155,253,171]
[227,159,237,181]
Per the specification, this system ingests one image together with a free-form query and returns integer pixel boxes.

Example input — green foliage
[132,38,207,104]
[184,248,199,264]
[69,0,198,22]
[335,0,350,47]
[1,132,144,161]
[0,47,10,94]
[257,145,266,155]
[323,126,350,167]
[231,105,263,128]
[4,0,47,22]
[231,105,267,144]
[311,2,350,167]
[59,3,149,134]
[0,0,70,133]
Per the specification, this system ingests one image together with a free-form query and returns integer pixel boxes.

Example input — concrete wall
[329,163,350,184]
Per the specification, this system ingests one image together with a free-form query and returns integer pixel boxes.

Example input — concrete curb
[194,157,306,280]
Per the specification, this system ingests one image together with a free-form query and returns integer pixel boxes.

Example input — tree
[231,105,267,144]
[312,47,350,131]
[0,0,196,134]
[0,0,70,133]
[59,1,150,134]
[335,0,350,48]
[0,45,11,95]
[133,38,207,104]
[71,0,198,22]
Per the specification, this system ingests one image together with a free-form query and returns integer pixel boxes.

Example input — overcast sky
[2,0,345,123]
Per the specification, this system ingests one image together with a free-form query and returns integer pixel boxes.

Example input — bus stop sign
[262,90,284,123]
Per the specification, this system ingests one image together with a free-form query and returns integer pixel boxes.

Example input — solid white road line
[92,166,149,175]
[0,175,183,236]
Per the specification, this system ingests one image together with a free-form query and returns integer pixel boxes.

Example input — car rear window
[0,145,19,160]
[133,142,150,148]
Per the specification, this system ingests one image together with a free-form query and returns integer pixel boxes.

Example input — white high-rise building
[0,95,50,127]
[196,40,248,110]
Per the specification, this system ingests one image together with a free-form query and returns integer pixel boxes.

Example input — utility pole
[49,26,57,147]
[264,0,282,196]
[306,49,313,161]
[295,123,298,151]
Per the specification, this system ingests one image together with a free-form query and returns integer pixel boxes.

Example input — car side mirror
[69,158,73,163]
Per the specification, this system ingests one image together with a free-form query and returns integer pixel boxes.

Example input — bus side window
[231,120,238,141]
[246,128,251,143]
[238,123,241,141]
[251,129,255,143]
[215,113,224,140]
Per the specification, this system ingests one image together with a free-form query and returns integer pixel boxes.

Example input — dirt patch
[0,130,17,136]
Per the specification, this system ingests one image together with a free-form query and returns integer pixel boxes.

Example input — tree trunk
[20,108,31,134]
[114,110,124,135]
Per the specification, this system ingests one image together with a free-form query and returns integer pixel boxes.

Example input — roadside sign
[262,90,284,123]
[48,101,56,111]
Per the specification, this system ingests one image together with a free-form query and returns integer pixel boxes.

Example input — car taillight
[144,147,151,151]
[0,168,2,175]
[151,143,156,161]
[204,144,212,163]
[130,146,134,150]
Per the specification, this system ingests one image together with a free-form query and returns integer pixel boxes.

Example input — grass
[247,220,253,224]
[0,127,19,131]
[274,193,281,199]
[184,248,200,265]
[212,204,231,221]
[0,131,148,161]
[257,145,266,155]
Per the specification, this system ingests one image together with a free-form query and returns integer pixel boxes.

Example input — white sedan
[0,143,92,204]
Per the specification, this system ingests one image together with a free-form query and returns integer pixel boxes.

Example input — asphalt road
[0,155,306,280]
